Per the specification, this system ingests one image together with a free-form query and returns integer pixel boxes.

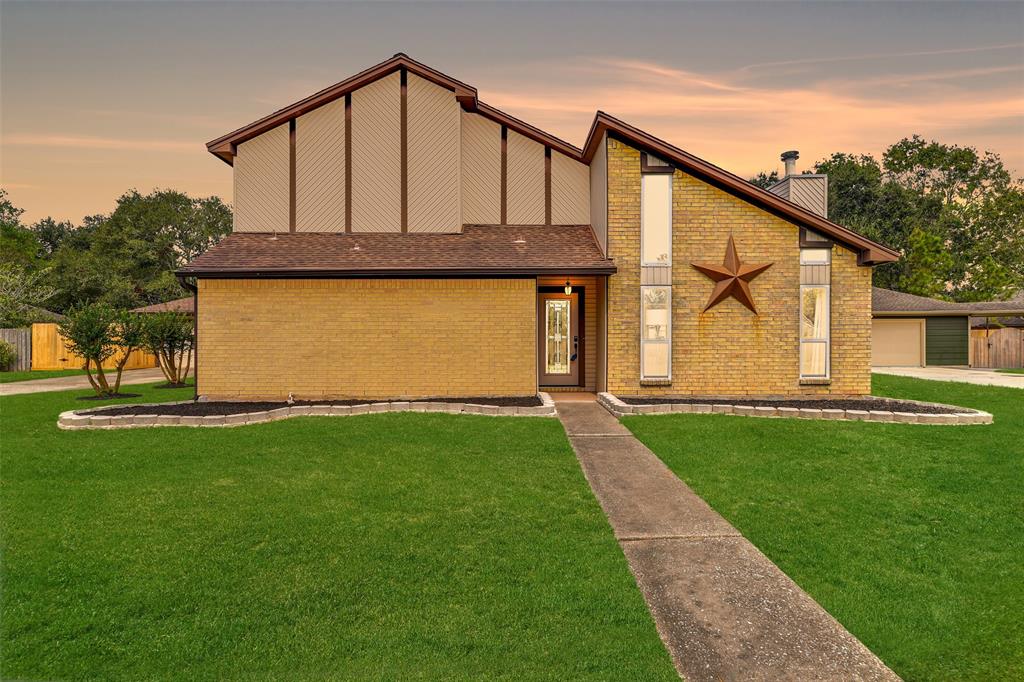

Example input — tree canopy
[0,188,231,315]
[751,136,1023,301]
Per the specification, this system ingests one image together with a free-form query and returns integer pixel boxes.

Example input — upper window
[800,248,831,266]
[641,174,672,266]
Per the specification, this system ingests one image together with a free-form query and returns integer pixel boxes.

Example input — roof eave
[583,112,901,267]
[176,265,617,278]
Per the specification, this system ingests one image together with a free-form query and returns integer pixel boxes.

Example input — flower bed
[598,393,991,425]
[58,393,556,429]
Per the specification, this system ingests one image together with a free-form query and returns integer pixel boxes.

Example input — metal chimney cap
[780,150,800,162]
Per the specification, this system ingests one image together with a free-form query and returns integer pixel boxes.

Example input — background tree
[0,263,57,327]
[748,170,780,189]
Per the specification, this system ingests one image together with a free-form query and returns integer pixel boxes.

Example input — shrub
[0,340,17,371]
[141,312,193,385]
[58,305,145,396]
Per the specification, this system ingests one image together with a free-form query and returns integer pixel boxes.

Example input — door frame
[537,285,585,388]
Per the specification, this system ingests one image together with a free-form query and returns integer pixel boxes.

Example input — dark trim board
[288,119,296,232]
[344,93,352,233]
[500,126,508,224]
[400,67,408,233]
[179,267,615,279]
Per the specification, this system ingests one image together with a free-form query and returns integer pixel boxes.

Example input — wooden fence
[971,328,1024,369]
[30,323,157,371]
[0,328,32,371]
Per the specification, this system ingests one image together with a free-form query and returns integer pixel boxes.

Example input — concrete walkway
[873,366,1023,389]
[0,367,167,396]
[556,400,898,681]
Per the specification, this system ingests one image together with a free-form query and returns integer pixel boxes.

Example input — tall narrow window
[799,248,831,379]
[800,286,829,377]
[641,286,671,380]
[641,174,672,266]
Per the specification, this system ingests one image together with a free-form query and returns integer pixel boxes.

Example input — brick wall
[606,138,872,396]
[197,278,537,399]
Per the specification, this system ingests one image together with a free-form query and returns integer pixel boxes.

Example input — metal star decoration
[691,235,773,314]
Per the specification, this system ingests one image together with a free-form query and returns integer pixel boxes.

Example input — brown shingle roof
[132,297,194,314]
[873,287,1024,316]
[177,224,615,277]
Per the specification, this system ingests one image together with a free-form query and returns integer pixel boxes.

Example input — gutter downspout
[176,275,199,401]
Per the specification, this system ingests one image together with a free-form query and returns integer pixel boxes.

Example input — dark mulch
[618,396,964,414]
[76,393,142,401]
[78,395,543,417]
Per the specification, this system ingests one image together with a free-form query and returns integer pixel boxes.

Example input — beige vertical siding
[407,74,461,232]
[551,151,590,224]
[506,130,545,224]
[351,72,401,232]
[460,111,501,224]
[233,124,289,232]
[590,133,608,252]
[295,100,345,232]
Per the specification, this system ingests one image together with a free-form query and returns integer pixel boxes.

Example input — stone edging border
[597,392,992,425]
[58,393,557,430]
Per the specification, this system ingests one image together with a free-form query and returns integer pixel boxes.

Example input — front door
[538,292,580,386]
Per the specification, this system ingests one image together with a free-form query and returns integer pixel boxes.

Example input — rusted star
[691,236,773,314]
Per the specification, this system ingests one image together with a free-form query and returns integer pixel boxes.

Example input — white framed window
[800,284,830,378]
[641,174,672,266]
[641,286,671,380]
[800,248,831,266]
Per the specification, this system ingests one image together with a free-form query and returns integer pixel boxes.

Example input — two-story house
[178,54,898,400]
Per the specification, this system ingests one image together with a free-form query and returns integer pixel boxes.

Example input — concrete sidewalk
[0,368,168,397]
[557,401,898,681]
[874,366,1023,389]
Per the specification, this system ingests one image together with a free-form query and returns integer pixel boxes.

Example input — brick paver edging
[58,393,556,430]
[597,392,992,425]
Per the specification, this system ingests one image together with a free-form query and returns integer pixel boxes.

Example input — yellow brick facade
[197,278,537,400]
[606,138,872,396]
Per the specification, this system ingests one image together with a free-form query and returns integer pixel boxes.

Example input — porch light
[564,280,572,295]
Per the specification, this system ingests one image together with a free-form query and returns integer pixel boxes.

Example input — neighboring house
[132,298,195,315]
[872,288,1024,367]
[178,54,900,400]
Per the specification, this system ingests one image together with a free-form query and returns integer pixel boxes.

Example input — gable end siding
[407,74,461,232]
[295,100,346,232]
[350,72,402,232]
[234,123,290,232]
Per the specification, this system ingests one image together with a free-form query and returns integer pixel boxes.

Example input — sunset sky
[2,0,1022,223]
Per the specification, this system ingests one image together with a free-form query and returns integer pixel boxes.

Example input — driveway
[873,366,1023,389]
[0,368,168,396]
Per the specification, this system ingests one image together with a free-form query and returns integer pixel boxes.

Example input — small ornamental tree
[58,304,118,396]
[110,310,147,394]
[142,312,194,386]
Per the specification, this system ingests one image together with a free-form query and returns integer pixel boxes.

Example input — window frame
[799,283,831,379]
[800,247,832,266]
[640,172,673,267]
[640,285,672,381]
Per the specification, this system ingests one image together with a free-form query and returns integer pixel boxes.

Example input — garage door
[926,316,969,366]
[872,318,924,366]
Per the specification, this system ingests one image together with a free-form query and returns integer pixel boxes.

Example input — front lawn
[0,368,89,383]
[997,368,1024,375]
[624,375,1023,681]
[1,385,676,680]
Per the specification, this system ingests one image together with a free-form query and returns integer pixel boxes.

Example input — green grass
[623,375,1023,681]
[996,368,1024,375]
[1,384,675,680]
[0,368,90,383]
